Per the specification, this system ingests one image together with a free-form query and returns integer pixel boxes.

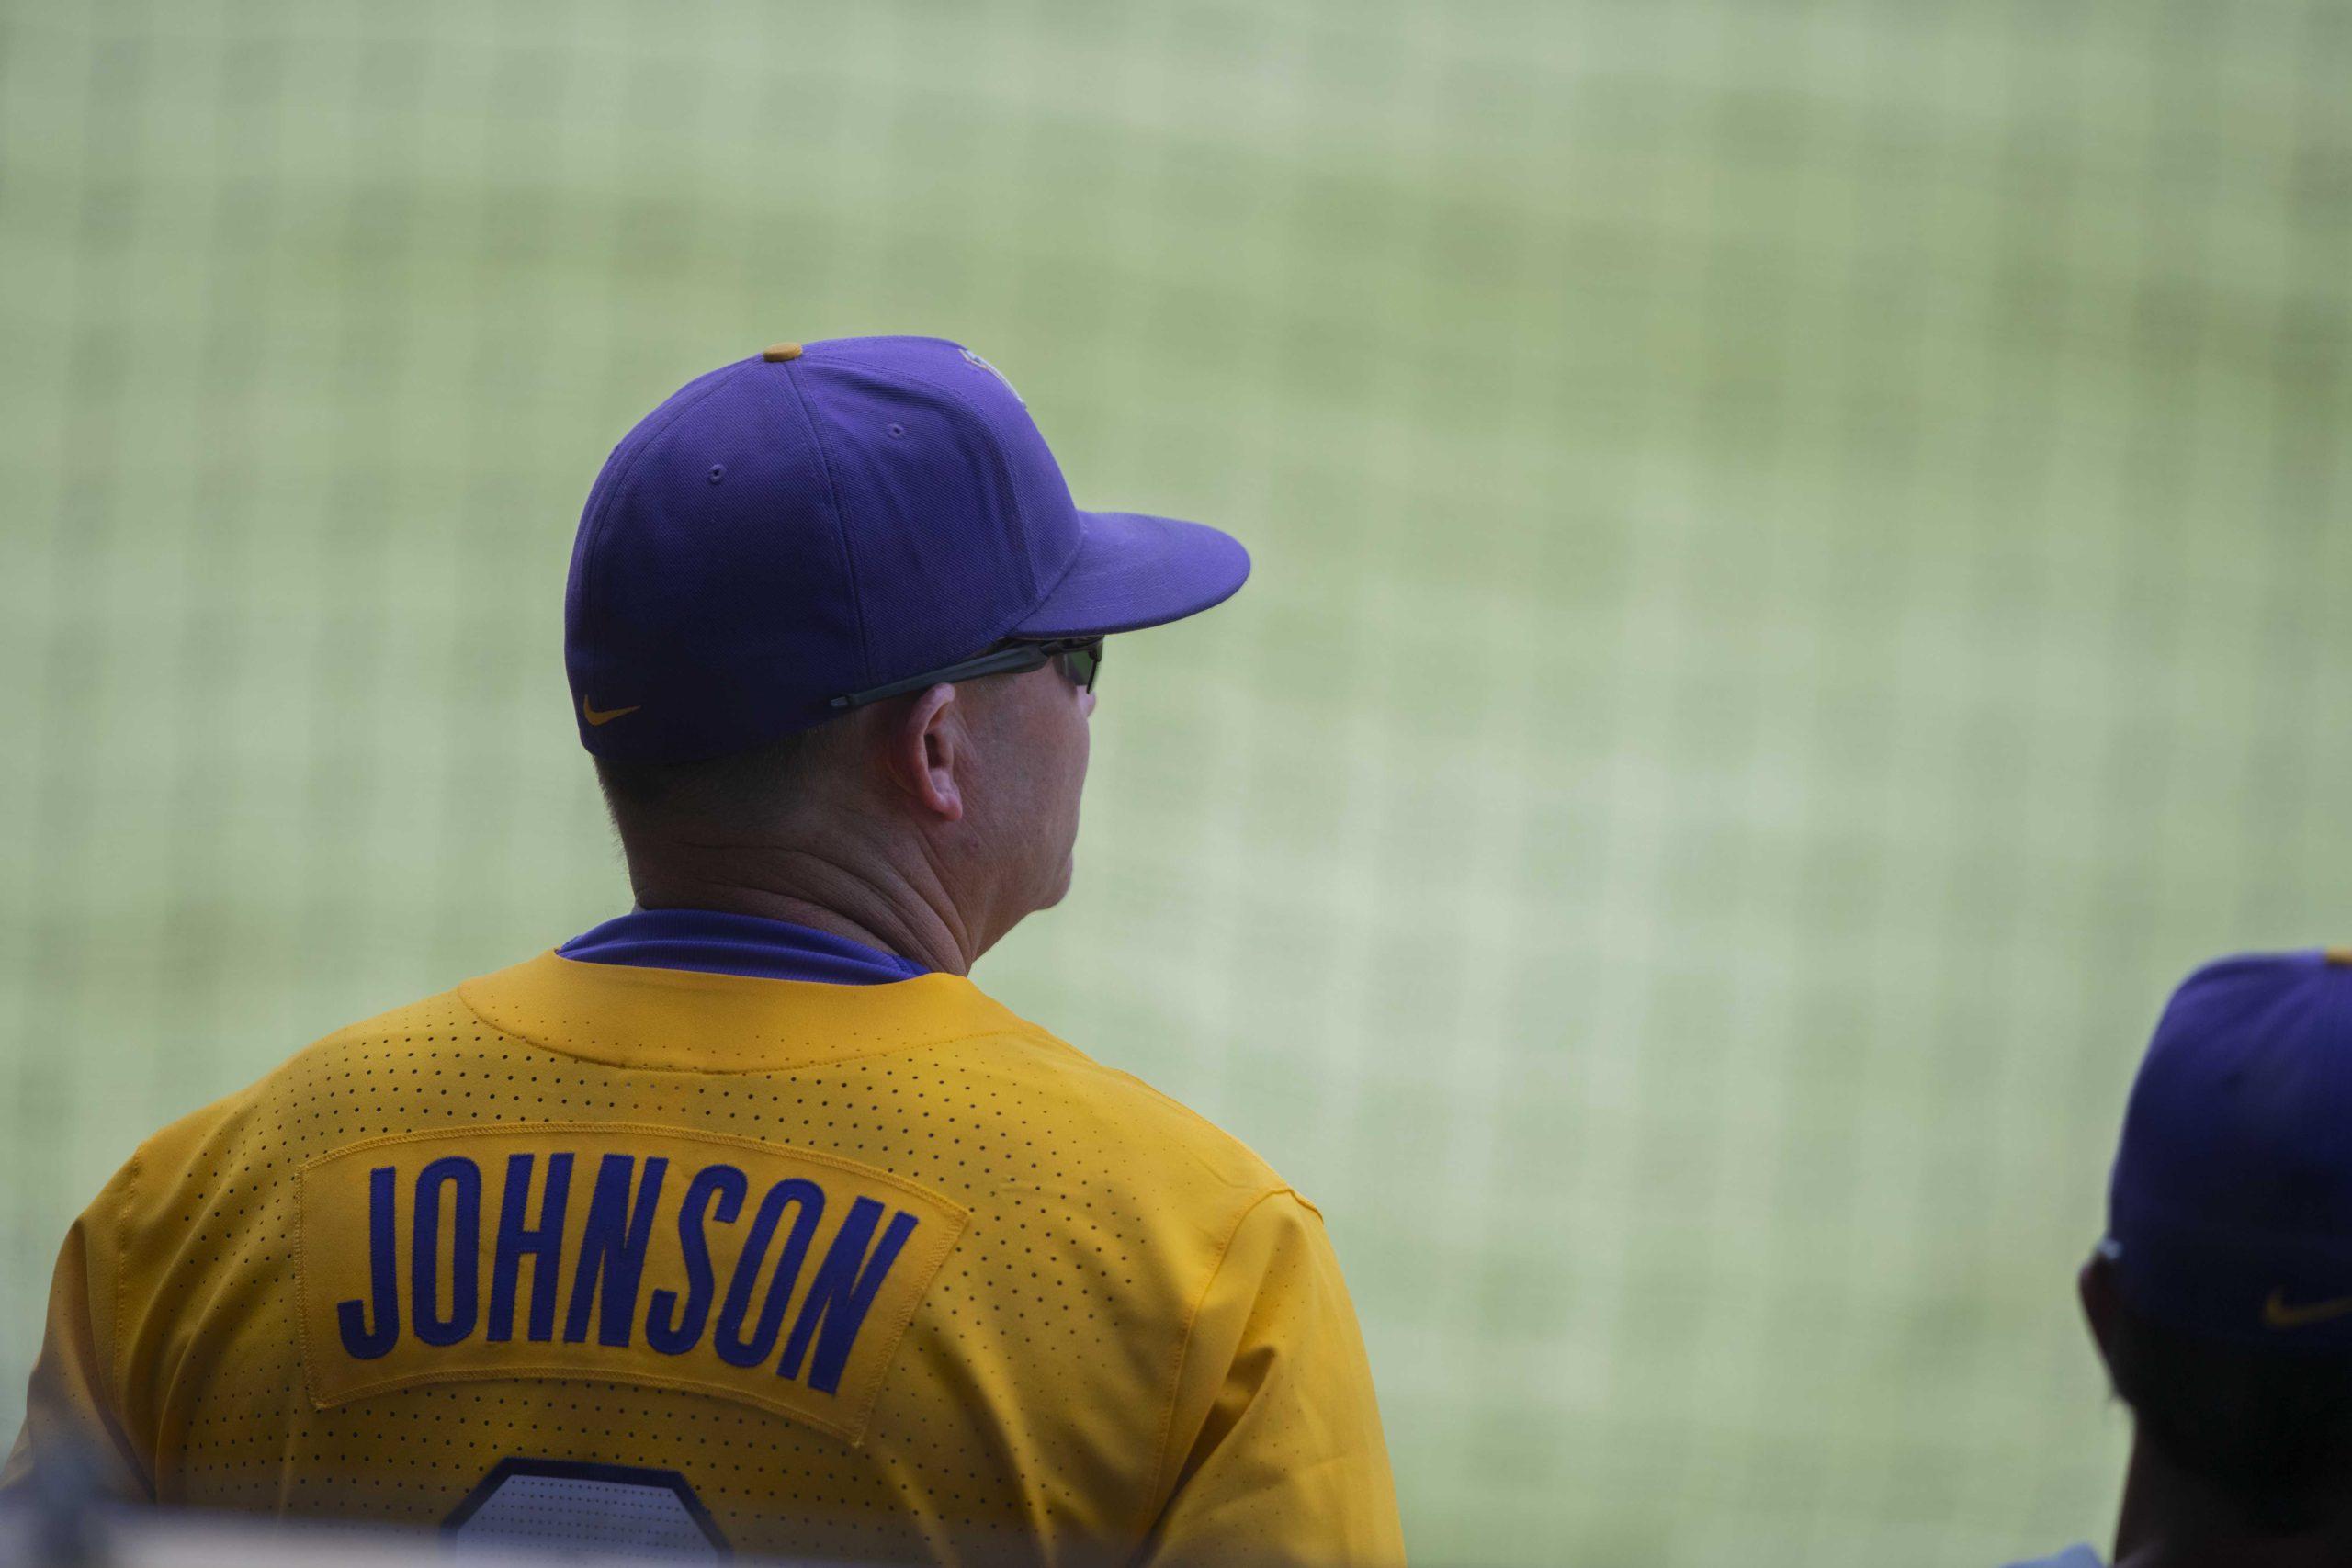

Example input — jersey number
[445,1458,729,1557]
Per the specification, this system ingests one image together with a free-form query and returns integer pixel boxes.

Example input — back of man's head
[560,335,1250,972]
[2088,951,2352,1551]
[2087,1255,2352,1533]
[594,724,828,839]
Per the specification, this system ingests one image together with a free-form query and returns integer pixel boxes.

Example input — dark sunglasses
[829,637,1104,712]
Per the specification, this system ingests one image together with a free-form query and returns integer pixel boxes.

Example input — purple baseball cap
[2105,950,2352,1349]
[564,336,1250,761]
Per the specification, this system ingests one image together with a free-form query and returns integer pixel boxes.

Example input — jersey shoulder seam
[1003,1026,1290,1187]
[1138,1183,1306,1534]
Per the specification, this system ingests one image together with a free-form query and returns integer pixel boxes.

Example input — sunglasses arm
[828,644,1052,711]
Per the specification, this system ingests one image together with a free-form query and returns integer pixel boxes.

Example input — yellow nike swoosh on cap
[582,698,641,726]
[2263,1288,2352,1330]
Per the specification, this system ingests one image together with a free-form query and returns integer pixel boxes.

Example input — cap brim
[1009,510,1250,639]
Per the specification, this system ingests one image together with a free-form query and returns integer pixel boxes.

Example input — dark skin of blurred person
[2007,951,2352,1568]
[2071,1253,2352,1567]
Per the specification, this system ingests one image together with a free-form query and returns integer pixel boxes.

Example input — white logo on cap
[959,348,1024,407]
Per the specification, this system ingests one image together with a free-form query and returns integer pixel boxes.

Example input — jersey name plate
[299,1122,967,1443]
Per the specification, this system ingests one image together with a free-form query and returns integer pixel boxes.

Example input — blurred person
[2,338,1405,1566]
[2007,952,2352,1568]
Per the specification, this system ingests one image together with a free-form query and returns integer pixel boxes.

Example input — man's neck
[2113,1438,2352,1568]
[624,839,985,977]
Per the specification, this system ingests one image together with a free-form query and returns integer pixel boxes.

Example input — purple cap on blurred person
[564,336,1250,761]
[2105,950,2352,1349]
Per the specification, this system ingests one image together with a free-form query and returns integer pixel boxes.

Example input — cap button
[762,342,804,363]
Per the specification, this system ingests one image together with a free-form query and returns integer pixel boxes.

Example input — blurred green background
[4,0,2349,1562]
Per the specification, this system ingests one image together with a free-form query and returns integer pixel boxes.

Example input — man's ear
[887,683,966,823]
[2081,1246,2122,1374]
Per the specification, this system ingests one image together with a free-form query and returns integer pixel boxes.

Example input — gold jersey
[3,947,1403,1565]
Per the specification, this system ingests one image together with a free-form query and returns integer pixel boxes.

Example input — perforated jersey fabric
[2,952,1404,1567]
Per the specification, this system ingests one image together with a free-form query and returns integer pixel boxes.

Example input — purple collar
[558,908,930,985]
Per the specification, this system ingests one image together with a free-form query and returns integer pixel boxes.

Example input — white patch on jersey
[450,1471,722,1558]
